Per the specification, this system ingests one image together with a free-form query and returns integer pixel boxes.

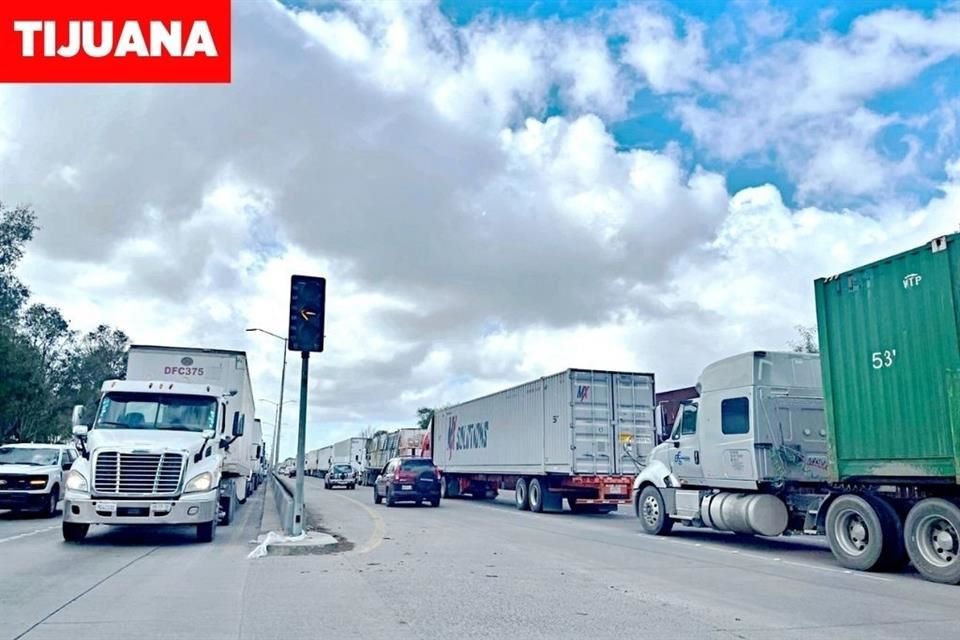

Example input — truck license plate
[402,485,412,490]
[609,485,625,494]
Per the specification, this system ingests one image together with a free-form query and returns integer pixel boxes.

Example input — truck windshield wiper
[95,421,131,428]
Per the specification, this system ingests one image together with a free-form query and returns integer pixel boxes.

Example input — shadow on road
[68,524,208,547]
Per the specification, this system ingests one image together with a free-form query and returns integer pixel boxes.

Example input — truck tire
[866,495,907,570]
[904,498,960,584]
[515,478,530,511]
[62,522,88,542]
[197,520,216,543]
[220,492,235,527]
[637,486,673,535]
[826,494,888,571]
[528,478,544,513]
[42,487,59,518]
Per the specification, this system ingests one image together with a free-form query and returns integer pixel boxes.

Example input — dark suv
[373,457,440,507]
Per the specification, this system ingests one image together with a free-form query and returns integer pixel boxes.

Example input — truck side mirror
[232,413,244,437]
[72,425,89,438]
[71,405,85,426]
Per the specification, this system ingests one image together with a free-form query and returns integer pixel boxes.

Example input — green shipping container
[815,233,960,483]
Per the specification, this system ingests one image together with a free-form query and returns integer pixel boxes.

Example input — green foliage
[417,407,434,430]
[0,202,129,443]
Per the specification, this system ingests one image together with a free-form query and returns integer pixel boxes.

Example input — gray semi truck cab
[632,351,831,537]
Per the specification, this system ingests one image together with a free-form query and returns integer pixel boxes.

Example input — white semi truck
[63,345,257,543]
[333,437,367,476]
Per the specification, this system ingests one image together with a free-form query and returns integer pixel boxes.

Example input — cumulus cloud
[3,0,958,457]
[673,7,960,203]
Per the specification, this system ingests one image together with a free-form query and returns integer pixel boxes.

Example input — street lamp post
[259,400,295,467]
[246,328,288,469]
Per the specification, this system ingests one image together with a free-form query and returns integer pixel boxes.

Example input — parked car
[0,443,77,517]
[324,464,356,490]
[373,457,440,507]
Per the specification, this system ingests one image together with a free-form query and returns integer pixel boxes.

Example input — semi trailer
[64,345,257,543]
[632,234,960,585]
[425,369,656,513]
[364,428,425,485]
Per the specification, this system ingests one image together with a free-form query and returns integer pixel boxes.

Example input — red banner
[0,0,231,83]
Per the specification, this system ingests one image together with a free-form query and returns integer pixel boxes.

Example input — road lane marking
[655,536,892,582]
[0,525,58,545]
[309,487,386,554]
[460,499,896,584]
[12,547,159,640]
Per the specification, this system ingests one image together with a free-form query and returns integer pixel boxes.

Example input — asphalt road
[1,479,958,640]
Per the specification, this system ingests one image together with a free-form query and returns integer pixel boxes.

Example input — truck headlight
[184,472,213,493]
[65,470,88,492]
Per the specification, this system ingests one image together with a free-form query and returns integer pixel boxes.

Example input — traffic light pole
[292,351,309,536]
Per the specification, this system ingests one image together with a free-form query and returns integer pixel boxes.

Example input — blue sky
[272,0,955,210]
[436,0,960,207]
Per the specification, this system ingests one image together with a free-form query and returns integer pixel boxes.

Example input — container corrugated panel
[433,369,654,476]
[815,233,960,482]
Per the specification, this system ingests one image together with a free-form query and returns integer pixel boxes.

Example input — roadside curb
[249,474,352,556]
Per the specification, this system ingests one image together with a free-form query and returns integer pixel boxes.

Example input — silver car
[324,464,356,490]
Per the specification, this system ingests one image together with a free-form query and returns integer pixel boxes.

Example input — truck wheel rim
[530,483,540,507]
[834,509,869,556]
[642,495,660,527]
[915,515,958,568]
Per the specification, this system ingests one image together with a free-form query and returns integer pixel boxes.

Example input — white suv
[0,443,77,517]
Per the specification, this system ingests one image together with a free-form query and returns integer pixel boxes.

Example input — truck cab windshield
[94,392,217,433]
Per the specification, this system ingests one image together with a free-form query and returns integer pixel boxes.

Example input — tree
[61,325,130,422]
[0,202,37,323]
[790,325,819,354]
[0,201,130,444]
[417,407,434,429]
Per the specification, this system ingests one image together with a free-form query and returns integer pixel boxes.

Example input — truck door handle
[694,451,700,465]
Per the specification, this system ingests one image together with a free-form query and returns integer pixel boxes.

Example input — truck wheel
[826,494,888,571]
[528,478,544,513]
[62,522,88,542]
[866,495,907,570]
[42,488,59,518]
[637,486,673,535]
[904,499,960,584]
[197,520,216,543]
[220,493,235,526]
[515,478,530,511]
[374,487,382,504]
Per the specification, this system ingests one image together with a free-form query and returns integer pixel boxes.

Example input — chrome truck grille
[93,451,185,496]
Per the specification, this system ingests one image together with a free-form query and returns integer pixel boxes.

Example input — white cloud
[618,7,712,94]
[4,0,960,458]
[670,7,960,203]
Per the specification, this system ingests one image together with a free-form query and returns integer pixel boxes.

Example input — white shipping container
[317,445,333,474]
[332,437,368,471]
[433,369,655,476]
[305,449,321,474]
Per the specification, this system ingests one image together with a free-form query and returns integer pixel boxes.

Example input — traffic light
[288,275,326,352]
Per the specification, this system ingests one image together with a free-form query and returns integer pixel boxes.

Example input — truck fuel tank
[701,492,788,537]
